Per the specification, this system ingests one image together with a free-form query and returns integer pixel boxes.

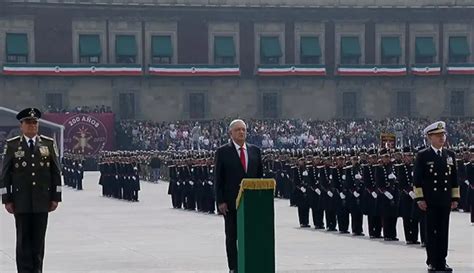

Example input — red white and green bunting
[410,65,441,76]
[2,64,142,76]
[257,65,326,76]
[446,64,474,75]
[337,65,407,76]
[149,65,240,76]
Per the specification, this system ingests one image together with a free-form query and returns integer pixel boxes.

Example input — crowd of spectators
[44,105,112,114]
[115,118,473,151]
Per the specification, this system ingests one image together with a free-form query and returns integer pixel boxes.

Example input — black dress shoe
[384,237,399,241]
[327,228,337,232]
[443,264,453,272]
[352,232,365,236]
[421,242,426,248]
[314,225,325,229]
[406,241,420,245]
[339,230,350,234]
[300,224,311,228]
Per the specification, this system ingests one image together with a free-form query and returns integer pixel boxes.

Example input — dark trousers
[297,204,310,225]
[425,206,451,267]
[351,211,364,234]
[337,206,350,232]
[311,202,324,228]
[382,216,398,239]
[403,217,419,242]
[368,215,382,237]
[325,209,337,230]
[420,216,427,244]
[224,209,238,271]
[14,213,49,273]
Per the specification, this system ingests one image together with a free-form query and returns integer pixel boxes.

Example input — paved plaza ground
[1,172,473,273]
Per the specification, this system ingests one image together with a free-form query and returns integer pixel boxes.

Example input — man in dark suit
[414,121,459,272]
[0,108,62,273]
[215,119,263,273]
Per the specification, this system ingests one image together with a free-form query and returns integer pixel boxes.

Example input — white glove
[371,192,378,198]
[465,180,470,186]
[329,175,333,180]
[115,175,119,179]
[409,191,416,199]
[300,187,306,193]
[132,177,137,181]
[327,191,333,197]
[342,175,346,180]
[210,170,213,174]
[189,181,194,186]
[384,191,394,200]
[388,173,396,180]
[177,182,180,186]
[315,188,321,195]
[353,191,360,198]
[191,168,194,172]
[355,174,362,180]
[208,181,213,185]
[77,171,80,174]
[303,171,308,176]
[281,173,285,177]
[340,192,346,199]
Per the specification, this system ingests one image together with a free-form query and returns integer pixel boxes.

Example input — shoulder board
[393,163,404,167]
[419,147,430,153]
[343,165,352,170]
[316,166,324,169]
[6,136,20,142]
[40,135,54,141]
[372,164,381,167]
[291,166,297,169]
[464,162,470,166]
[360,163,369,167]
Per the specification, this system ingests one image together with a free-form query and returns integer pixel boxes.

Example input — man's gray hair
[228,119,247,132]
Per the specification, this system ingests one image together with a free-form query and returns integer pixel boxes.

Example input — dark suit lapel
[246,145,255,175]
[228,142,245,173]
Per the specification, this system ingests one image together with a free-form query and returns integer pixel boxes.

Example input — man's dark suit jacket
[215,141,263,209]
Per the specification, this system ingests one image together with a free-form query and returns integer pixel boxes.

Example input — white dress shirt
[431,145,443,156]
[24,135,38,147]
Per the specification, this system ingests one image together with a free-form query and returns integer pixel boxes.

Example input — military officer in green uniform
[414,121,459,272]
[0,108,62,273]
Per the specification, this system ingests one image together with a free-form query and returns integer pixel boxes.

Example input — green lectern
[236,178,276,273]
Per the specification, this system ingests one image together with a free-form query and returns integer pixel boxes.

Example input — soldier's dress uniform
[345,161,365,236]
[414,121,459,272]
[375,149,399,241]
[395,148,420,244]
[293,160,311,227]
[362,151,382,238]
[0,108,62,273]
[467,149,474,223]
[332,162,349,233]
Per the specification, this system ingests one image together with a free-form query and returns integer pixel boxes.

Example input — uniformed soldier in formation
[467,147,474,224]
[309,153,324,229]
[375,148,399,241]
[413,121,459,272]
[345,149,365,236]
[98,151,141,202]
[333,151,350,234]
[395,146,421,245]
[362,148,382,239]
[165,150,216,214]
[0,108,62,273]
[293,156,311,227]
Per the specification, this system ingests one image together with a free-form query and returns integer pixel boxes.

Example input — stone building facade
[1,0,474,121]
